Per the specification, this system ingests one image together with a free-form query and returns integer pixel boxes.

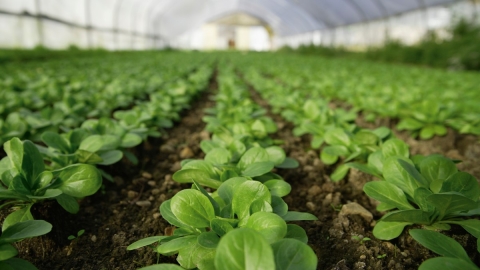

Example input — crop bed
[0,51,479,270]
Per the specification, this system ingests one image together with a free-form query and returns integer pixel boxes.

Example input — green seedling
[0,137,102,228]
[351,235,371,245]
[68,229,85,241]
[128,177,318,270]
[377,254,387,259]
[363,154,480,246]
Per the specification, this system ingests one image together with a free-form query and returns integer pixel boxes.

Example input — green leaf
[272,239,318,270]
[265,146,286,166]
[192,180,220,216]
[0,257,38,270]
[381,210,431,224]
[55,193,80,214]
[324,128,351,146]
[0,220,52,244]
[171,189,215,228]
[205,148,231,165]
[330,164,350,182]
[42,131,70,152]
[397,159,429,188]
[238,147,270,169]
[214,228,275,270]
[177,239,215,269]
[76,150,103,164]
[172,169,222,189]
[345,162,375,177]
[440,172,480,200]
[427,193,478,220]
[376,202,397,212]
[98,150,123,165]
[419,155,458,192]
[159,200,189,228]
[198,231,220,249]
[242,161,274,177]
[271,196,288,216]
[4,138,23,172]
[0,243,18,261]
[409,229,471,262]
[363,181,414,210]
[22,141,45,189]
[156,235,197,255]
[368,150,384,176]
[381,139,409,159]
[264,180,291,197]
[217,177,248,205]
[138,264,185,270]
[79,135,120,152]
[446,219,480,240]
[419,257,479,270]
[397,118,423,131]
[320,151,338,165]
[54,164,102,197]
[285,224,308,243]
[372,220,411,240]
[353,130,378,145]
[383,157,419,198]
[127,236,168,250]
[322,145,350,157]
[420,126,435,140]
[245,212,287,244]
[232,181,271,220]
[413,187,435,213]
[210,218,234,237]
[2,205,33,231]
[120,133,142,148]
[281,211,317,221]
[275,157,299,169]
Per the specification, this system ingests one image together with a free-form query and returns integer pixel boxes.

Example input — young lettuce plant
[363,154,480,247]
[409,229,479,270]
[396,100,455,139]
[320,127,391,181]
[0,138,102,227]
[173,146,297,189]
[128,178,317,270]
[0,220,52,270]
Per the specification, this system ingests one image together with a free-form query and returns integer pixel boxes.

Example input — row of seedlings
[0,52,210,144]
[127,63,319,270]
[242,64,480,269]
[0,58,215,269]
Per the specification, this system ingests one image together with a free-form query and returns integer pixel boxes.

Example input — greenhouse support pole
[34,0,44,47]
[85,0,92,49]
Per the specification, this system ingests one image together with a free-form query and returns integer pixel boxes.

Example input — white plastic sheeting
[0,0,475,49]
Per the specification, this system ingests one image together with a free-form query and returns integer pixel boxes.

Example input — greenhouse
[0,0,479,269]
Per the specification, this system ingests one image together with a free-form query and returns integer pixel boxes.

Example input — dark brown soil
[3,72,480,270]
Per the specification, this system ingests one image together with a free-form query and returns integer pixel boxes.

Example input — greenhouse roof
[0,0,462,37]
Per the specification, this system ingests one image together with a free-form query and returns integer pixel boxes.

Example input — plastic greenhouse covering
[0,0,479,50]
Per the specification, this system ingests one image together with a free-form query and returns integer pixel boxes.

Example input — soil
[3,71,480,270]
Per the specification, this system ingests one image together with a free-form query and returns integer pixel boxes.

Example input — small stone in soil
[151,189,160,195]
[308,185,322,196]
[127,191,138,199]
[160,144,175,153]
[170,162,181,172]
[306,202,316,211]
[142,172,153,179]
[135,200,151,207]
[153,213,161,219]
[180,147,194,158]
[91,235,97,242]
[147,181,156,187]
[339,202,373,222]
